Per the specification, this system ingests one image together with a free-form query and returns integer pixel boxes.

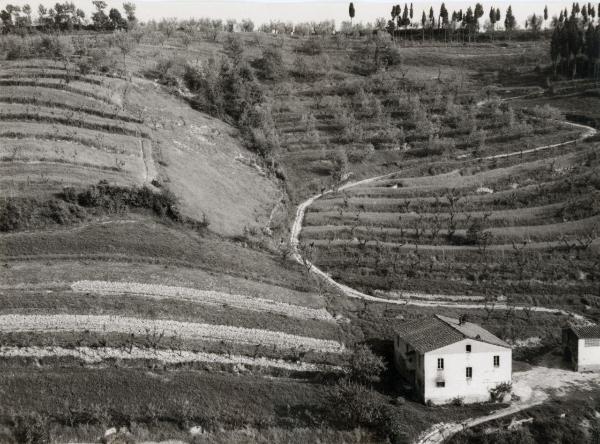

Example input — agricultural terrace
[0,59,153,197]
[299,102,600,322]
[0,56,280,235]
[0,2,599,441]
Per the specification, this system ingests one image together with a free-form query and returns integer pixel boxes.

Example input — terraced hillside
[298,97,600,318]
[0,59,279,235]
[0,53,358,441]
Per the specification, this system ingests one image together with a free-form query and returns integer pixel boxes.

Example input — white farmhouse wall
[577,338,600,372]
[423,339,511,405]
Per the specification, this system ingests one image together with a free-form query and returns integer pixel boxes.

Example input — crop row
[71,280,334,322]
[0,80,114,105]
[0,96,141,123]
[0,346,340,373]
[0,86,127,117]
[302,214,599,245]
[0,314,346,354]
[0,110,150,139]
[0,138,142,173]
[0,71,104,86]
[0,122,144,154]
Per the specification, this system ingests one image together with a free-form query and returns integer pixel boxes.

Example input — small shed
[563,324,600,372]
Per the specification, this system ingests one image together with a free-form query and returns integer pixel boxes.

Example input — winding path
[290,115,597,313]
[289,103,598,443]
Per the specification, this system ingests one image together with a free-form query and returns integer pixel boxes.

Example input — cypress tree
[505,5,516,40]
[440,3,449,41]
[489,6,497,33]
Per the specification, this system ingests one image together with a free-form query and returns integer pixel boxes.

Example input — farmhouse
[563,324,600,372]
[394,315,512,405]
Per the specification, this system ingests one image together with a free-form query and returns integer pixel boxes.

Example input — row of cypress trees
[550,4,600,79]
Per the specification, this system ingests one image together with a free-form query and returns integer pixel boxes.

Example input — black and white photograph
[0,0,599,442]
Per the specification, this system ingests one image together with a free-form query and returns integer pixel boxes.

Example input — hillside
[0,58,279,236]
[0,16,599,444]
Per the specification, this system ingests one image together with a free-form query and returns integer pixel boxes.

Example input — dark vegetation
[0,181,192,232]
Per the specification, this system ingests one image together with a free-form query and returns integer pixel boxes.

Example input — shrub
[223,34,245,61]
[349,344,387,384]
[255,46,286,81]
[292,56,325,81]
[296,37,323,55]
[12,412,51,444]
[530,104,563,121]
[327,380,383,427]
[149,55,186,87]
[451,396,464,406]
[489,382,512,402]
[75,181,181,221]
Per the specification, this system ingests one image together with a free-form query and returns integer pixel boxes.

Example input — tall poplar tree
[505,5,516,40]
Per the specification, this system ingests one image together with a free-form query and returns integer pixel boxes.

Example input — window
[437,358,444,370]
[466,367,473,379]
[466,344,472,353]
[436,381,446,387]
[494,355,500,367]
[585,338,600,347]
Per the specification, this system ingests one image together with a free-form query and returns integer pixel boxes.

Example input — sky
[5,1,575,27]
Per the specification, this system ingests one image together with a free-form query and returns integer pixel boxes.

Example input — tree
[349,2,355,25]
[91,0,109,30]
[544,5,549,23]
[421,11,427,41]
[123,2,136,27]
[109,8,125,30]
[489,6,497,39]
[505,5,516,40]
[112,31,136,74]
[256,46,286,80]
[527,14,541,36]
[22,4,31,28]
[440,3,449,41]
[464,7,475,42]
[349,345,387,385]
[474,3,484,31]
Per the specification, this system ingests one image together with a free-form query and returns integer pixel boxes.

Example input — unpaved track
[416,366,600,444]
[290,112,597,314]
[290,103,598,443]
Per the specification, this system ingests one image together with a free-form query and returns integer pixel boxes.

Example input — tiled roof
[570,324,600,339]
[437,315,510,349]
[396,315,510,353]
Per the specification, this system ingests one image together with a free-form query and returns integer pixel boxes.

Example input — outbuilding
[393,315,512,405]
[563,324,600,372]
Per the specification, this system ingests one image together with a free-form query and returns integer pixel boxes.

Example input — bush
[530,104,564,121]
[149,55,186,87]
[489,382,512,402]
[451,396,464,406]
[13,412,51,444]
[327,380,383,427]
[255,46,286,81]
[296,37,323,55]
[349,345,387,384]
[76,181,181,221]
